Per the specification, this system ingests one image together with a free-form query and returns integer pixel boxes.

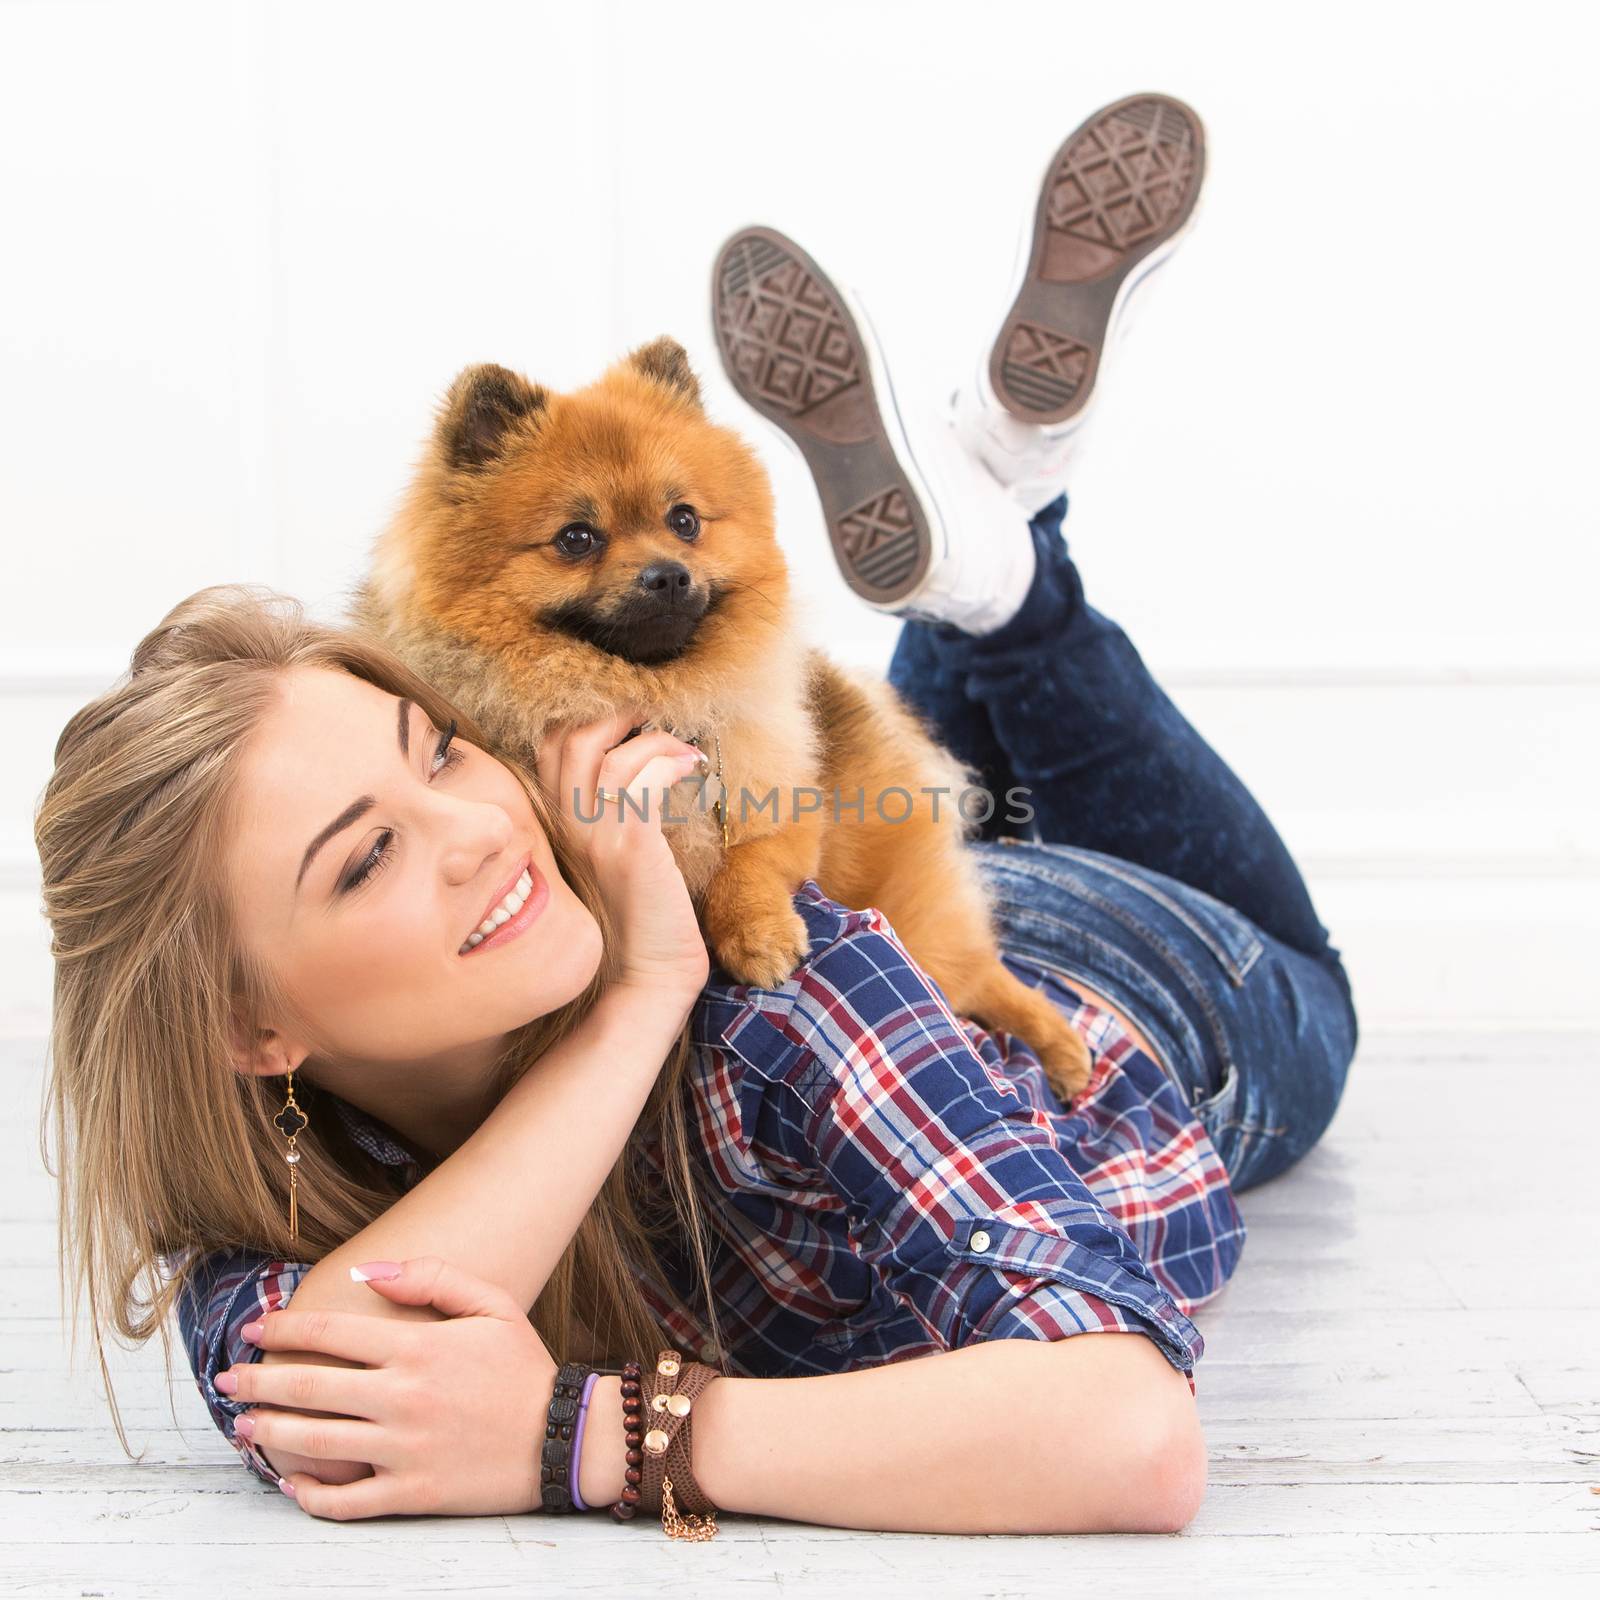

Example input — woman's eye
[667,504,700,540]
[554,523,600,557]
[342,830,394,893]
[340,721,464,893]
[432,718,464,777]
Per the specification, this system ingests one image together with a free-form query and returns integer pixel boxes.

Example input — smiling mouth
[459,854,549,954]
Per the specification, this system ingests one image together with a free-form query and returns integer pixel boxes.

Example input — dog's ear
[437,364,548,470]
[626,336,703,409]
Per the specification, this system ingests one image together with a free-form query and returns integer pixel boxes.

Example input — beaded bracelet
[539,1361,593,1512]
[608,1360,646,1522]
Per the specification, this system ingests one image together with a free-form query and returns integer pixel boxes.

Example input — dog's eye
[667,504,701,541]
[554,523,600,557]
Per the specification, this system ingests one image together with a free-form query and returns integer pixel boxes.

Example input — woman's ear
[226,1016,309,1080]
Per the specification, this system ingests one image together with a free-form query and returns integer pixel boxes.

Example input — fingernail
[349,1260,402,1282]
[234,1413,256,1441]
[240,1320,264,1344]
[214,1369,237,1395]
[279,1476,297,1497]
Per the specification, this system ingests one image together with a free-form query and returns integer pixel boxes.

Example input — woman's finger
[285,1469,422,1521]
[546,708,648,810]
[223,1358,385,1420]
[242,1306,412,1368]
[590,732,703,797]
[348,1255,526,1324]
[553,731,700,828]
[538,710,634,783]
[241,1408,394,1470]
[534,708,639,799]
[566,708,649,769]
[589,750,707,833]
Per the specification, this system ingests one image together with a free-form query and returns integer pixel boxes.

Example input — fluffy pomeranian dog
[348,337,1091,1099]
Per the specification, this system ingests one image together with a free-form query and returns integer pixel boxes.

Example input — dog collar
[636,719,729,849]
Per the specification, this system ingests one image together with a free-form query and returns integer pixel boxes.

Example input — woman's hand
[534,708,710,1002]
[229,1257,559,1519]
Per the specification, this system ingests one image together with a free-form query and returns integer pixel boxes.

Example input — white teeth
[460,867,535,953]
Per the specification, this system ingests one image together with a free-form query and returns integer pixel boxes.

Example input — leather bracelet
[539,1361,592,1512]
[661,1361,721,1520]
[637,1348,721,1540]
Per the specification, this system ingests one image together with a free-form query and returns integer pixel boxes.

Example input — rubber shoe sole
[711,225,935,608]
[989,93,1206,426]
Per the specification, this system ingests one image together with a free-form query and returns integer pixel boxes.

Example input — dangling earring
[272,1065,308,1240]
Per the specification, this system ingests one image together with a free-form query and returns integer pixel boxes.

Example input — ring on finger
[594,786,623,805]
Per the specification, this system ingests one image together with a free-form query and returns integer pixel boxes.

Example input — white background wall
[2,0,1596,1034]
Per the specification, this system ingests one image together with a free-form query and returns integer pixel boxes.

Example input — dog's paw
[1039,1030,1094,1103]
[705,902,811,990]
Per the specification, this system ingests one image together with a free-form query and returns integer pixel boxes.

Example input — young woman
[34,95,1356,1537]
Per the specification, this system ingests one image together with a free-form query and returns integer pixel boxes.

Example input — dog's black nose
[637,561,692,599]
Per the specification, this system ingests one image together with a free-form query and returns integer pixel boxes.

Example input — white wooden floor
[3,1029,1597,1596]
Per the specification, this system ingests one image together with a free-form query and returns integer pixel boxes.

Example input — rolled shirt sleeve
[174,1247,312,1487]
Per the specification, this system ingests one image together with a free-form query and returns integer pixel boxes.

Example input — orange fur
[348,339,1091,1101]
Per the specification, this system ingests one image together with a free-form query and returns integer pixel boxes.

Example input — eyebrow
[295,697,413,892]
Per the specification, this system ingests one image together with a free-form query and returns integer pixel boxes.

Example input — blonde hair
[34,582,718,1467]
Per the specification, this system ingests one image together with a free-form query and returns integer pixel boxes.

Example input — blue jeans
[887,495,1359,1191]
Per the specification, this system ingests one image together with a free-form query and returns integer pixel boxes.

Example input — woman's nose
[436,795,514,884]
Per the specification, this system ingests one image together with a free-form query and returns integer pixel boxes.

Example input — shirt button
[970,1229,993,1253]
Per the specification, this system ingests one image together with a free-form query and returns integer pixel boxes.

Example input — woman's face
[227,664,601,1070]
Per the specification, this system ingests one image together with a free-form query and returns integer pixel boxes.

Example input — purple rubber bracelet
[568,1371,600,1511]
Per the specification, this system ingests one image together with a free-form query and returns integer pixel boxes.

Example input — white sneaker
[711,224,1035,635]
[952,93,1207,513]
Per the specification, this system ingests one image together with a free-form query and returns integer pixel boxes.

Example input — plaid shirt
[176,881,1244,1488]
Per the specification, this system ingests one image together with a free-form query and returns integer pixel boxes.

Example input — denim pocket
[995,840,1265,987]
[984,906,1191,1090]
[975,838,1265,1116]
[1189,1057,1240,1146]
